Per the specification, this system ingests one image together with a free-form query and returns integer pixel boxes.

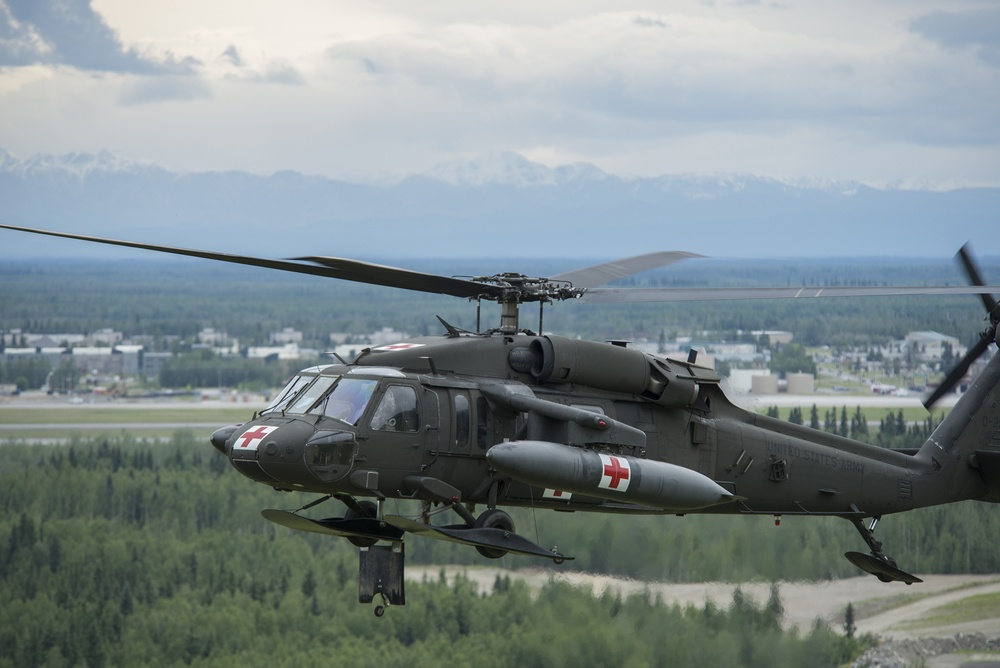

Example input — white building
[247,343,304,360]
[905,331,964,361]
[271,328,303,345]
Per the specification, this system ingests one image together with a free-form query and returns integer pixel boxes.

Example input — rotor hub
[468,273,584,304]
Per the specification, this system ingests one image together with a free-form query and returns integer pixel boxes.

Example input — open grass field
[0,405,256,425]
[0,401,261,440]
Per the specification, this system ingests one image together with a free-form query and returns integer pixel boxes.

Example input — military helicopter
[3,223,1000,617]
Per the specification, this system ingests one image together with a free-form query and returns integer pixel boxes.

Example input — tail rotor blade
[957,243,1000,316]
[923,333,993,409]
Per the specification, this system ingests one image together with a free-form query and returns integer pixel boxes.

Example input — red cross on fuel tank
[598,454,631,492]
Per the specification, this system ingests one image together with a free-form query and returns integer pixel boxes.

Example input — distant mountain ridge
[1,148,996,260]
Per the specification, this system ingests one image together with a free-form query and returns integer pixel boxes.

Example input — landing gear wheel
[346,500,379,548]
[374,605,385,618]
[474,509,514,559]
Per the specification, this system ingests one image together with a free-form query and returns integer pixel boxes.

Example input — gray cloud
[910,8,1000,66]
[322,12,999,150]
[259,62,304,85]
[221,44,243,67]
[118,75,211,105]
[217,45,302,84]
[0,0,198,73]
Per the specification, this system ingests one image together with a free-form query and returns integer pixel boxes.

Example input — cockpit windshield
[263,374,379,424]
[286,376,338,414]
[263,374,313,414]
[316,378,378,425]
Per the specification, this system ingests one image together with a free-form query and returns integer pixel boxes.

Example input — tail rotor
[923,244,999,409]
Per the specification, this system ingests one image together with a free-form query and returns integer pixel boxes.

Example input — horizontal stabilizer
[261,509,404,542]
[845,551,923,584]
[384,515,572,562]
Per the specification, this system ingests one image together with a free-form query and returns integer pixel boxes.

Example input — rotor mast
[471,273,583,334]
[499,299,520,334]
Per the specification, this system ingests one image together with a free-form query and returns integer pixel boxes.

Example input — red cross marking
[602,456,630,490]
[235,425,276,449]
[377,343,424,351]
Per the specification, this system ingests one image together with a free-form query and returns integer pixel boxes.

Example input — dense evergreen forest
[0,435,878,667]
[2,434,999,666]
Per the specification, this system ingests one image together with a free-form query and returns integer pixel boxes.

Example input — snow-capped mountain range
[1,148,996,260]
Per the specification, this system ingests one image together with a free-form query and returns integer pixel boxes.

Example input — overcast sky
[1,0,998,188]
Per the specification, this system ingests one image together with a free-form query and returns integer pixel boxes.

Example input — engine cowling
[526,335,701,408]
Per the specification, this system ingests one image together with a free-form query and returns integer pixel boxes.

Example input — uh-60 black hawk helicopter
[3,223,1000,617]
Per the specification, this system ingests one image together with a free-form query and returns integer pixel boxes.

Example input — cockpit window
[320,378,378,425]
[264,375,313,413]
[370,385,419,432]
[286,376,338,415]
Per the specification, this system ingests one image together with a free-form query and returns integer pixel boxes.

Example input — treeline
[2,258,993,348]
[0,357,50,391]
[157,349,320,391]
[766,405,942,450]
[0,436,873,667]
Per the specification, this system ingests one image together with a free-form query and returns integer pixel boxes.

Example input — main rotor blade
[0,224,499,299]
[923,333,993,409]
[6,224,1000,305]
[551,251,706,289]
[957,243,1000,316]
[579,284,1000,303]
[294,256,503,299]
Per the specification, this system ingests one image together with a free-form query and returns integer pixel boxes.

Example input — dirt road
[408,567,1000,665]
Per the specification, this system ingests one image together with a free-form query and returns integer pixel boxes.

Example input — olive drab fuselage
[215,331,1000,520]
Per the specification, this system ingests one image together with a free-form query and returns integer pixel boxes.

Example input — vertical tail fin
[915,243,1000,503]
[915,349,1000,502]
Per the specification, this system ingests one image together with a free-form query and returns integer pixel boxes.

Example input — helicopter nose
[211,424,242,454]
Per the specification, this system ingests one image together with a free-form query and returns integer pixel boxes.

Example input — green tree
[770,343,817,379]
[850,405,868,438]
[788,407,804,425]
[49,359,81,393]
[843,602,856,638]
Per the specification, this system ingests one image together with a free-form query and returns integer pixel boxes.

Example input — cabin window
[454,393,470,448]
[370,385,420,432]
[476,396,493,449]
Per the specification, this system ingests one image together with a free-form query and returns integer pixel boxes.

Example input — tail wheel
[345,500,379,548]
[474,509,514,559]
